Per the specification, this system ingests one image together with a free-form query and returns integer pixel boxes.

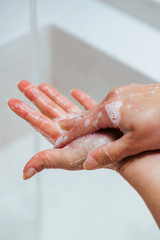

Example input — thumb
[83,135,133,170]
[23,149,68,180]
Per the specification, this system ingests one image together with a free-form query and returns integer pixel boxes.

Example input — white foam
[84,119,90,127]
[105,100,122,126]
[97,112,102,119]
[75,116,82,124]
[126,104,131,109]
[92,120,98,128]
[150,90,155,94]
[68,113,76,119]
[54,135,68,148]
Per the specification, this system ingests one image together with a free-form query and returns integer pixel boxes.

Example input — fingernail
[83,156,99,170]
[23,167,37,180]
[59,120,66,129]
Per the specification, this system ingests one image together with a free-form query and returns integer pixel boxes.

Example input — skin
[8,80,160,228]
[55,83,160,170]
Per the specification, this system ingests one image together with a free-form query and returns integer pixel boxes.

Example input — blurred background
[0,0,160,239]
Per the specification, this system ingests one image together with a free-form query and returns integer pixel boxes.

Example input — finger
[23,146,85,180]
[60,89,97,130]
[71,89,97,110]
[8,98,61,144]
[58,114,83,131]
[55,100,122,148]
[18,80,67,119]
[38,83,81,113]
[83,134,134,170]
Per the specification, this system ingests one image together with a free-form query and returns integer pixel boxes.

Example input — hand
[8,80,120,179]
[54,83,160,170]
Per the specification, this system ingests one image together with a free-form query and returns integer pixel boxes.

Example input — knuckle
[109,89,117,97]
[96,146,116,165]
[36,152,51,171]
[41,153,51,169]
[104,150,117,164]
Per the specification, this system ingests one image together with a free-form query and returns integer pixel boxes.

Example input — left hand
[8,80,119,179]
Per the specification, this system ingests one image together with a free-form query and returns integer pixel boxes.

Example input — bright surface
[0,0,160,82]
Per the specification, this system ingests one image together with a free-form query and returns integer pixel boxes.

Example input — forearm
[119,151,160,228]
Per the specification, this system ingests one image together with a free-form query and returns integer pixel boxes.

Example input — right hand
[55,83,160,170]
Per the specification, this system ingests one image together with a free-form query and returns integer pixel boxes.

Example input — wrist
[119,151,160,228]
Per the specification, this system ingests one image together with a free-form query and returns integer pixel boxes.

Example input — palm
[8,81,118,179]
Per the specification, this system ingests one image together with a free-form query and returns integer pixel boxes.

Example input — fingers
[38,83,81,113]
[59,104,99,130]
[58,89,97,130]
[55,100,121,148]
[8,98,61,144]
[83,134,133,170]
[71,89,97,110]
[18,80,67,119]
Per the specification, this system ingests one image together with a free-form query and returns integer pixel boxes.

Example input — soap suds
[23,84,32,94]
[85,119,90,127]
[97,112,102,119]
[126,104,131,109]
[14,102,30,114]
[92,120,98,128]
[150,90,155,94]
[42,86,64,104]
[54,135,68,148]
[105,101,122,126]
[68,113,76,119]
[75,115,82,124]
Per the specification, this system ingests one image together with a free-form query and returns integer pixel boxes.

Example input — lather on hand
[55,83,160,170]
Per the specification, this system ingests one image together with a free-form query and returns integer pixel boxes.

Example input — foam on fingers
[105,100,122,127]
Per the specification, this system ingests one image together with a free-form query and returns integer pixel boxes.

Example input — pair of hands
[8,82,160,228]
[8,81,160,180]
